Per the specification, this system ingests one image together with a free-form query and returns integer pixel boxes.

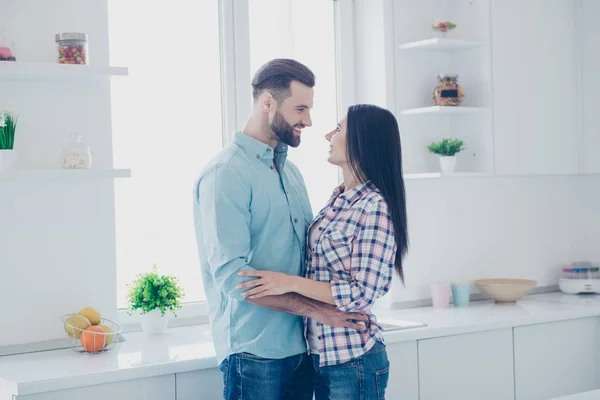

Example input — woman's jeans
[311,341,390,400]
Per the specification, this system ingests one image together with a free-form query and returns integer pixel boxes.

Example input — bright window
[248,0,341,213]
[108,1,223,307]
[108,0,342,311]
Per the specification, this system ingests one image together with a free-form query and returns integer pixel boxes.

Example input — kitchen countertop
[550,389,600,399]
[1,292,600,397]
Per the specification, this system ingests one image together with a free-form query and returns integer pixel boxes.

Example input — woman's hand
[237,270,298,299]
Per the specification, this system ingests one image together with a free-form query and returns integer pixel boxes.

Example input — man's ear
[260,92,275,112]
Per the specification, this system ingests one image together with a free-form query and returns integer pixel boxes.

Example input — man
[193,59,367,400]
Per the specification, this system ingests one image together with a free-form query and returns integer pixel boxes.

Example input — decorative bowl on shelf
[432,21,457,37]
[62,314,123,354]
[474,279,537,303]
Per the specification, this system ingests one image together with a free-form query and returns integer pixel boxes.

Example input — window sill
[117,301,209,333]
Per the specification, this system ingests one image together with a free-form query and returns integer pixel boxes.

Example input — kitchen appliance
[559,261,600,294]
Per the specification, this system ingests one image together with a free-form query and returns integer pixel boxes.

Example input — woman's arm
[329,199,396,312]
[236,271,336,305]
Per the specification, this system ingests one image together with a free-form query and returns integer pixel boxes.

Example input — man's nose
[303,114,312,127]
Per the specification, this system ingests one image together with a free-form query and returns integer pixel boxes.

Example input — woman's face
[325,117,347,167]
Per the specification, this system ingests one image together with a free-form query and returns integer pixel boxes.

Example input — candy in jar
[55,32,88,65]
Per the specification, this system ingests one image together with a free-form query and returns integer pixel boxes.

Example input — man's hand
[311,303,369,331]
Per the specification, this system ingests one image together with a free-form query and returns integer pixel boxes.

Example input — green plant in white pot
[427,138,465,174]
[127,264,184,335]
[0,110,18,171]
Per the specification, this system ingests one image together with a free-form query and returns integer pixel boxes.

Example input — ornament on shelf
[432,20,457,38]
[432,74,465,106]
[0,27,16,61]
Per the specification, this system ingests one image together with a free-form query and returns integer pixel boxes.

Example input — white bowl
[474,279,537,303]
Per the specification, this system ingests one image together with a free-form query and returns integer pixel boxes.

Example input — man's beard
[271,110,302,148]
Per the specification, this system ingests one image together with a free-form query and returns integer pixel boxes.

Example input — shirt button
[318,227,323,231]
[270,166,274,170]
[256,155,260,159]
[355,302,360,306]
[294,218,299,223]
[267,149,272,152]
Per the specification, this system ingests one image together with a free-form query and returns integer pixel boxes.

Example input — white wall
[1,0,599,350]
[353,0,600,303]
[0,0,117,347]
[396,176,596,301]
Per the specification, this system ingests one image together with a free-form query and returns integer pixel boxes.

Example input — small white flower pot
[0,149,18,171]
[439,156,457,174]
[141,309,169,335]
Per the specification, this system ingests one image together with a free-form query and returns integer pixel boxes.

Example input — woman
[238,104,408,400]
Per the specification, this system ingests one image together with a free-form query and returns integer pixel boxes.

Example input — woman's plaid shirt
[305,181,397,366]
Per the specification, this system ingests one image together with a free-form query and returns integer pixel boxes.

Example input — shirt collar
[233,131,288,164]
[332,180,377,207]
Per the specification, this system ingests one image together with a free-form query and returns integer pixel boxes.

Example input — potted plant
[127,264,184,335]
[0,110,18,171]
[427,138,465,174]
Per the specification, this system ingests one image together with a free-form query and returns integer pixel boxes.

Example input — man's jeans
[311,341,390,400]
[219,352,313,400]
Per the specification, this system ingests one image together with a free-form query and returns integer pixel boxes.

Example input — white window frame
[117,0,357,328]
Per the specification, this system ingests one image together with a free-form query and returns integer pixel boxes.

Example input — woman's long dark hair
[346,104,409,282]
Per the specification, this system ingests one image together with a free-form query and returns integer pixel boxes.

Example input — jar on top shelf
[55,32,89,65]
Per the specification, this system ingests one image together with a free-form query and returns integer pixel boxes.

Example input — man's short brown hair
[251,58,316,102]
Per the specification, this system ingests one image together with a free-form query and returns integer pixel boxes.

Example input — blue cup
[451,282,472,307]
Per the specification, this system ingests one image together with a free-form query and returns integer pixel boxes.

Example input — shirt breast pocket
[321,230,354,272]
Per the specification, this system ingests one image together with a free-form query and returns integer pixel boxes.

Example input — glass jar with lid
[55,32,88,65]
[62,133,91,169]
[432,74,465,106]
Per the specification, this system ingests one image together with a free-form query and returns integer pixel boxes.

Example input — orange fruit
[80,326,106,353]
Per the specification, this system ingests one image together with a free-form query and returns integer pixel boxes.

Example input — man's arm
[194,164,259,300]
[247,293,368,330]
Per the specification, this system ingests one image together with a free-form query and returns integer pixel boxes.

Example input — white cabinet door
[386,340,418,400]
[491,0,579,175]
[176,369,223,400]
[580,0,600,173]
[514,317,600,400]
[418,328,514,400]
[17,375,175,400]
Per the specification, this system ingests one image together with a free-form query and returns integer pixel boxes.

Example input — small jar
[432,74,465,106]
[62,134,91,169]
[55,32,88,65]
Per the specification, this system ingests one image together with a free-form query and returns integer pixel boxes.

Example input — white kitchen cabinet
[16,375,175,400]
[418,328,515,400]
[386,340,419,400]
[513,317,600,400]
[491,0,579,175]
[174,342,418,400]
[176,369,223,400]
[580,0,600,174]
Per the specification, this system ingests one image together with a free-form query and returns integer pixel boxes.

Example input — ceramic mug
[451,282,472,307]
[431,283,451,308]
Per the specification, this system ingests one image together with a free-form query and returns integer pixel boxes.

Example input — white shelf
[398,38,482,52]
[0,169,131,182]
[400,106,487,115]
[404,172,493,180]
[0,62,128,81]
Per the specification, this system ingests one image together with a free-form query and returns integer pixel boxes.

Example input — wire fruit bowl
[62,314,123,354]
